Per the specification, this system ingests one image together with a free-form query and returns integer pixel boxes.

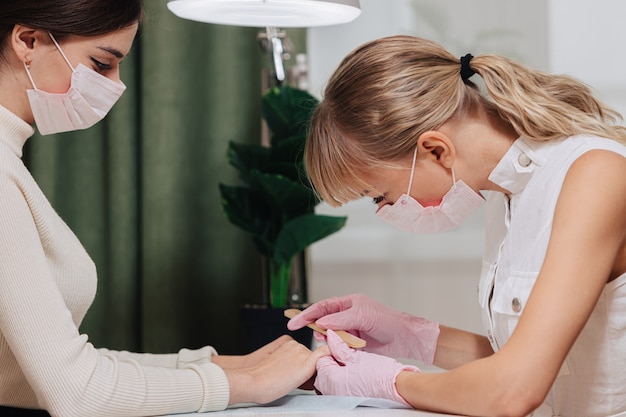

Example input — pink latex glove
[287,293,440,364]
[314,330,419,406]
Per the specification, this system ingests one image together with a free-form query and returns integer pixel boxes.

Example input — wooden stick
[284,308,366,348]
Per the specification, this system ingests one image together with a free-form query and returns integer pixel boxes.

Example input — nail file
[284,308,366,348]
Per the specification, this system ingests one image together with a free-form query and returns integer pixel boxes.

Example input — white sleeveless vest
[479,135,626,417]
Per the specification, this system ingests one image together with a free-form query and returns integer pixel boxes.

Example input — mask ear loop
[23,61,38,90]
[47,32,75,71]
[403,146,418,202]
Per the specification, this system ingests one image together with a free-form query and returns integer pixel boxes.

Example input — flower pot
[241,304,313,351]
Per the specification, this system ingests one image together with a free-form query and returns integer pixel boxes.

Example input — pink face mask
[375,147,485,233]
[24,33,126,136]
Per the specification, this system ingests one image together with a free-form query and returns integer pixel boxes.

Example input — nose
[109,68,122,84]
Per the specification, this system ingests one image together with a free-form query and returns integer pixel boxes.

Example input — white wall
[548,0,626,115]
[305,0,626,338]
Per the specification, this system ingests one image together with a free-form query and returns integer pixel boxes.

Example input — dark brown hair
[0,0,144,54]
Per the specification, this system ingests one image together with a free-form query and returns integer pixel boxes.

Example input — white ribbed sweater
[0,105,229,416]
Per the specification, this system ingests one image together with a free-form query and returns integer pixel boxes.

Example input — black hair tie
[460,53,475,82]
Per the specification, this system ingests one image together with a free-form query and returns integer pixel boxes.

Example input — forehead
[63,23,138,57]
[360,165,411,197]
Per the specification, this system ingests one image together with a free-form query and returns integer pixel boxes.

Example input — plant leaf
[261,86,318,145]
[248,171,315,216]
[226,141,270,179]
[274,214,347,264]
[218,183,275,256]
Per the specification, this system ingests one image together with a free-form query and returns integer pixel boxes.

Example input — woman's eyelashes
[91,57,112,72]
[373,195,385,204]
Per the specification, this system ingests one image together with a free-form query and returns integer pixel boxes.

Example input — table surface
[190,409,450,416]
[166,393,465,417]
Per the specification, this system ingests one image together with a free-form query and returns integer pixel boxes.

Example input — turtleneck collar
[0,104,36,159]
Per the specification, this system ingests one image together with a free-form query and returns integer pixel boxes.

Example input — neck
[0,65,35,125]
[440,109,517,193]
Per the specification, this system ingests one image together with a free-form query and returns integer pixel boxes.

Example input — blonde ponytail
[468,54,626,143]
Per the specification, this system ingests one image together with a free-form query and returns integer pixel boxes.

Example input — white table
[190,409,451,416]
[168,393,464,416]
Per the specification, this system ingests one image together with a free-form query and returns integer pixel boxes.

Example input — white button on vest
[518,153,532,167]
[512,297,522,313]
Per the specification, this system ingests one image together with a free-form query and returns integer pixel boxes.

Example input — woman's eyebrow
[97,46,125,59]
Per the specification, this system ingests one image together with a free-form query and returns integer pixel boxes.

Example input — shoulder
[0,141,38,215]
[566,147,626,188]
[555,146,626,238]
[548,136,626,191]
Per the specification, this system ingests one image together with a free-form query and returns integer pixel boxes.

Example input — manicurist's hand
[314,330,419,405]
[287,293,440,364]
[224,336,329,405]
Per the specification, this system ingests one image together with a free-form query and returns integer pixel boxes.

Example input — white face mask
[376,147,485,233]
[24,33,126,135]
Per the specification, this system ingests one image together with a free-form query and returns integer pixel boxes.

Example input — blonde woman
[288,35,626,417]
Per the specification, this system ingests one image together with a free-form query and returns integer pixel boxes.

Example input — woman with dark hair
[288,35,626,416]
[0,1,327,416]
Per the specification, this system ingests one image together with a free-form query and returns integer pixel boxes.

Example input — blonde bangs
[305,104,374,207]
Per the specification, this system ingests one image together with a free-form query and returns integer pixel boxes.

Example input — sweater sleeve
[96,345,219,369]
[0,155,229,415]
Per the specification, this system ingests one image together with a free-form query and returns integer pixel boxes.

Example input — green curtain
[23,2,304,355]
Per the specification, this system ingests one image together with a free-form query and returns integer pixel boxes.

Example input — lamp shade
[167,0,361,27]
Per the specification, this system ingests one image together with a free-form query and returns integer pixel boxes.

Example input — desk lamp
[167,0,361,84]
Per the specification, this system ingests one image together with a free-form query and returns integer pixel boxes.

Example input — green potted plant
[219,85,347,348]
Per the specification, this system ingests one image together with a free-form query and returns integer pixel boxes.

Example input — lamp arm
[267,27,286,84]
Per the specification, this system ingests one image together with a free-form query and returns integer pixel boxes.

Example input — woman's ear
[10,25,44,63]
[416,131,456,168]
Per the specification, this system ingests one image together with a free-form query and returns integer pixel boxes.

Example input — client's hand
[212,335,299,370]
[314,330,419,406]
[225,336,329,406]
